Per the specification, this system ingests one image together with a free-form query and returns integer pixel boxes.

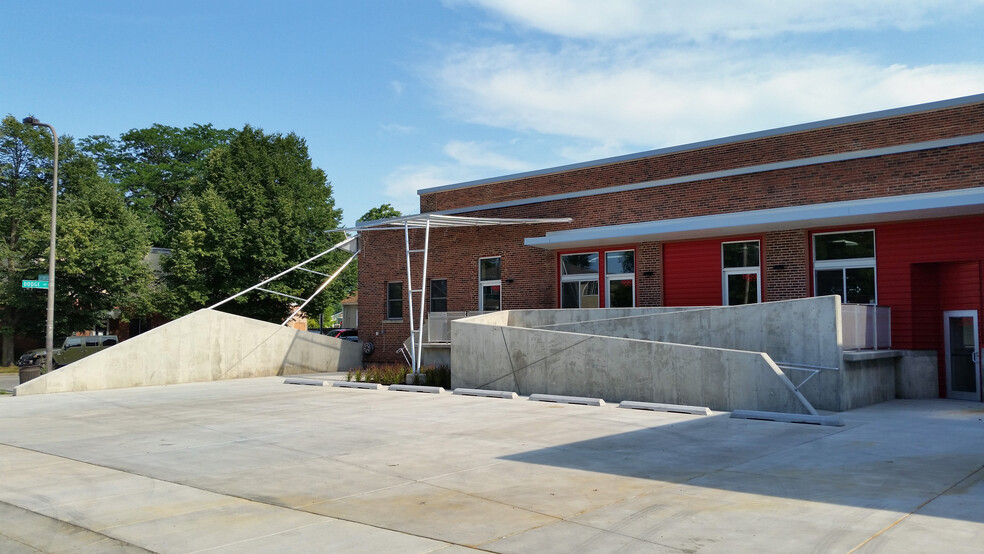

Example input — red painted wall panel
[663,239,722,306]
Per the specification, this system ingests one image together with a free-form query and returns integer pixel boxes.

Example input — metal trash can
[19,366,42,384]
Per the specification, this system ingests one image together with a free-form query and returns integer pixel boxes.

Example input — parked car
[17,335,118,369]
[322,328,359,342]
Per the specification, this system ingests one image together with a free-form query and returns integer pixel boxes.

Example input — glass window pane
[608,279,634,307]
[845,267,876,304]
[579,280,599,308]
[561,253,598,275]
[479,258,501,281]
[387,282,402,319]
[814,231,875,261]
[605,250,635,274]
[726,273,759,305]
[561,281,579,308]
[815,269,844,299]
[482,284,500,311]
[723,241,760,268]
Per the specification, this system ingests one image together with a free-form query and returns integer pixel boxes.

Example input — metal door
[944,310,981,401]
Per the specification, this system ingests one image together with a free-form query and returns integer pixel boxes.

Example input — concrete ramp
[14,309,362,396]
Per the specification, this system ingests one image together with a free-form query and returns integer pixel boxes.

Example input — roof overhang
[347,213,572,231]
[524,187,984,250]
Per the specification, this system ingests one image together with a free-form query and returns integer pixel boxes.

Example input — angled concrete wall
[499,296,845,410]
[451,313,815,414]
[15,309,362,396]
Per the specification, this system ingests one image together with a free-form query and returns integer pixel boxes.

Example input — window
[479,257,501,311]
[813,230,876,304]
[561,252,599,308]
[560,249,635,308]
[430,279,447,312]
[386,282,403,319]
[722,241,761,305]
[606,250,635,308]
[85,337,100,347]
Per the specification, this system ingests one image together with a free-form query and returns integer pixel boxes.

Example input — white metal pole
[404,221,417,372]
[208,236,356,310]
[281,250,360,326]
[415,218,431,376]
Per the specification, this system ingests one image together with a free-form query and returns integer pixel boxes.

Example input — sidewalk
[1,376,982,552]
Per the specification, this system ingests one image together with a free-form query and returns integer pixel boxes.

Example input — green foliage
[347,364,450,387]
[160,125,347,322]
[357,203,402,222]
[0,115,152,364]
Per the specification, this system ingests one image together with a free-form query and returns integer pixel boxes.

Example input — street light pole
[23,117,58,374]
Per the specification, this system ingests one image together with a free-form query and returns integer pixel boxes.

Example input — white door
[944,310,981,401]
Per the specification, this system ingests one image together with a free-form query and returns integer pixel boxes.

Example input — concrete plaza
[1,375,982,552]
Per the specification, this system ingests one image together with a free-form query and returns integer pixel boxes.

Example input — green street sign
[22,280,49,289]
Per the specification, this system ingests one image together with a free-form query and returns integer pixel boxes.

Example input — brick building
[357,93,984,401]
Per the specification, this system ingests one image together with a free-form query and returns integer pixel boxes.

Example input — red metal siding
[663,239,723,306]
[872,215,984,350]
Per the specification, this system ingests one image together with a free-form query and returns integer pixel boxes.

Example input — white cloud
[391,80,406,94]
[459,0,984,41]
[380,123,416,135]
[436,43,984,149]
[383,141,534,210]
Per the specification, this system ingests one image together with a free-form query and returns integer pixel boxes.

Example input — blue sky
[4,1,984,226]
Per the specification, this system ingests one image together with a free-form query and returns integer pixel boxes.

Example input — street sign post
[22,280,49,289]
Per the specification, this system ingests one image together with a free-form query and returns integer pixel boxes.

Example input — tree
[160,125,348,323]
[80,124,235,245]
[0,116,153,364]
[357,203,402,223]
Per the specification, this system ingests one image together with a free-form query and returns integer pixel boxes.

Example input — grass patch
[347,363,451,388]
[0,365,19,374]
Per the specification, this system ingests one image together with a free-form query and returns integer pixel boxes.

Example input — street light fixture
[22,116,58,374]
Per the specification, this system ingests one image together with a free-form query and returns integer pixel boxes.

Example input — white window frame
[721,240,761,305]
[560,252,600,308]
[812,229,877,305]
[605,249,635,308]
[478,257,501,312]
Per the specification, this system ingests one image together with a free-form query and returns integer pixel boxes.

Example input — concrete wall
[895,350,940,399]
[501,296,844,410]
[451,312,815,414]
[15,309,362,396]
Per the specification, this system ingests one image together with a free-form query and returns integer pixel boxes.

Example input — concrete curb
[389,384,446,394]
[730,409,844,426]
[618,400,712,415]
[284,378,328,386]
[452,388,519,399]
[332,381,384,390]
[528,394,605,406]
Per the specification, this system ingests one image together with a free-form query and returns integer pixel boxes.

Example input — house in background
[357,93,984,402]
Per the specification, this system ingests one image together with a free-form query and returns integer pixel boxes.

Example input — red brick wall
[421,102,984,212]
[764,230,808,301]
[359,101,984,362]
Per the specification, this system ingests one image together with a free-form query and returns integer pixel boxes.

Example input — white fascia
[524,187,984,250]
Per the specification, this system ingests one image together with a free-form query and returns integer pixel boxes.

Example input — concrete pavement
[0,375,983,552]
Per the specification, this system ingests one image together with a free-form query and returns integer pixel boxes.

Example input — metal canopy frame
[350,213,572,377]
[209,235,361,326]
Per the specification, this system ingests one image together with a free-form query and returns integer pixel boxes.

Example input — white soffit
[524,187,984,250]
[348,213,571,232]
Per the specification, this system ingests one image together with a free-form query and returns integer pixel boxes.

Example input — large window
[722,241,760,305]
[606,250,635,308]
[561,252,599,308]
[386,282,403,319]
[430,279,447,312]
[560,249,635,308]
[813,230,876,304]
[479,257,501,311]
